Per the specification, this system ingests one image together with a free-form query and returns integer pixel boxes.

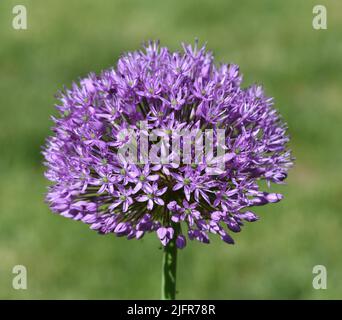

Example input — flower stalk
[161,222,179,300]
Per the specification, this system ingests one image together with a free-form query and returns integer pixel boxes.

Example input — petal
[98,185,106,194]
[147,199,154,210]
[143,164,150,174]
[221,232,235,245]
[172,173,183,181]
[171,214,181,223]
[166,227,174,240]
[147,174,159,181]
[109,201,121,210]
[184,186,191,201]
[136,195,149,202]
[154,198,165,206]
[157,227,167,240]
[236,211,259,222]
[127,197,134,206]
[114,222,128,235]
[161,237,169,246]
[122,201,129,212]
[162,166,170,175]
[154,129,167,137]
[213,199,220,207]
[167,201,179,211]
[211,211,222,221]
[151,164,162,171]
[200,190,211,204]
[266,193,283,203]
[133,182,142,193]
[135,230,144,239]
[182,200,189,208]
[156,186,167,196]
[173,183,183,191]
[226,218,241,232]
[176,235,186,249]
[143,183,153,193]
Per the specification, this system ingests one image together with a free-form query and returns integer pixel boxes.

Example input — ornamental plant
[43,41,292,299]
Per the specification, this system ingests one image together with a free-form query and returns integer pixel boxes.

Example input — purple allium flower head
[43,41,292,248]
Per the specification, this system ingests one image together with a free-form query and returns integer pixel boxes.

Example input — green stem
[161,224,179,300]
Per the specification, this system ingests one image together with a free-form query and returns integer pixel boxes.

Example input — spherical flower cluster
[43,41,292,248]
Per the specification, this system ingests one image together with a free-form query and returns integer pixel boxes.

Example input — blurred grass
[0,0,342,299]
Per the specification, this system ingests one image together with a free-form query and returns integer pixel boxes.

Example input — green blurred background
[0,0,341,299]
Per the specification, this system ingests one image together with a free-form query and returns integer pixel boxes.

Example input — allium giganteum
[43,42,292,249]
